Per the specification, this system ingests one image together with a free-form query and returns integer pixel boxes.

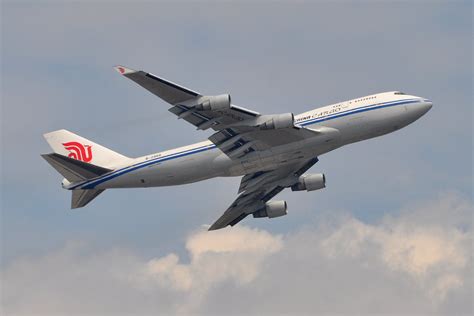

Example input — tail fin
[43,129,129,168]
[42,129,127,209]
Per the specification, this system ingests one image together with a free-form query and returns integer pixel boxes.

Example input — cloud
[144,226,282,294]
[1,226,283,316]
[2,192,472,315]
[140,227,283,313]
[320,213,468,301]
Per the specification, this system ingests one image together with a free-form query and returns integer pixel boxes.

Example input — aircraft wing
[208,157,319,230]
[115,65,327,159]
[114,65,259,127]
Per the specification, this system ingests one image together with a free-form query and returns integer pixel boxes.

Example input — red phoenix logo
[62,142,93,163]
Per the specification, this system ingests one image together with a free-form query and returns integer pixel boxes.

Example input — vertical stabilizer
[43,129,129,169]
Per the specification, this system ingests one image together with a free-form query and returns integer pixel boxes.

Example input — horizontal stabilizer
[42,153,112,182]
[71,189,104,209]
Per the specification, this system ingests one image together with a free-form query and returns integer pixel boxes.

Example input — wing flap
[169,103,258,131]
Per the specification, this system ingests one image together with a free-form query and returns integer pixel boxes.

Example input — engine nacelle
[260,113,294,130]
[253,200,288,218]
[291,174,326,192]
[195,94,231,111]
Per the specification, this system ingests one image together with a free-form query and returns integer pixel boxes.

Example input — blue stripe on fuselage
[75,144,216,189]
[74,98,421,189]
[299,98,420,126]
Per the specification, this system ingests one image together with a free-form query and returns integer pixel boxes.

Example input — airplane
[42,66,432,230]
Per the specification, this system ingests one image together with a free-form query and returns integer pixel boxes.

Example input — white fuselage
[74,92,432,190]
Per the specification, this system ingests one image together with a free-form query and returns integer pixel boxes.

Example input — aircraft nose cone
[405,99,433,122]
[420,99,433,114]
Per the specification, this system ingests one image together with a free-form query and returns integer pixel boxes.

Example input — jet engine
[291,173,326,192]
[253,200,288,218]
[195,94,231,111]
[260,113,294,130]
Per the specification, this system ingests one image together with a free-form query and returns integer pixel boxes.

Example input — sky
[1,1,473,315]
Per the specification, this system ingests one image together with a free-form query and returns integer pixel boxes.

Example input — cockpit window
[394,91,405,95]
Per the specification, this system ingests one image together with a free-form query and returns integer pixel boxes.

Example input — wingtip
[114,65,136,75]
[208,223,226,231]
[208,223,219,231]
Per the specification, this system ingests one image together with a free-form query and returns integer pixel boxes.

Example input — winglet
[114,65,137,75]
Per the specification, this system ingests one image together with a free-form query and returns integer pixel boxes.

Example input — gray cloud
[3,192,471,316]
